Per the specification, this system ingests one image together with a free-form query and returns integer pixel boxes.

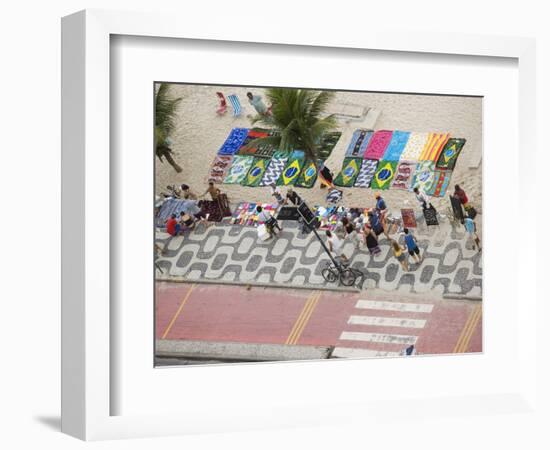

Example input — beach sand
[155,84,482,213]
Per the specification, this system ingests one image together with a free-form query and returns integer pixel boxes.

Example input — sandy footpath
[155,84,482,213]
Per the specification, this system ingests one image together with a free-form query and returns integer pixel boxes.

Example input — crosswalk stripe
[332,347,399,358]
[340,331,417,345]
[348,315,426,329]
[355,300,433,313]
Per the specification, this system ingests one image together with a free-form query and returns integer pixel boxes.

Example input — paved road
[156,213,482,296]
[156,282,482,359]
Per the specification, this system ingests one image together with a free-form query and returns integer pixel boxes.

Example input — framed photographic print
[62,9,540,442]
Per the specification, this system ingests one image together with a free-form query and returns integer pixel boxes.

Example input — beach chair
[227,94,242,117]
[216,92,227,115]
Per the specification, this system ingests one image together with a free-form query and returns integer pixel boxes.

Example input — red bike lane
[156,282,482,356]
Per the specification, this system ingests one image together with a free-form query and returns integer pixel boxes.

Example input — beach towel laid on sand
[326,188,343,204]
[400,132,429,161]
[371,160,398,190]
[217,128,249,155]
[237,129,269,155]
[223,155,254,184]
[411,160,436,193]
[227,94,242,116]
[401,208,417,228]
[345,130,372,157]
[436,138,466,170]
[318,132,342,160]
[364,130,393,160]
[426,169,452,197]
[243,157,271,187]
[382,130,411,161]
[208,155,234,184]
[419,132,450,162]
[334,157,362,187]
[391,160,417,190]
[354,159,378,188]
[260,152,289,186]
[296,159,320,188]
[277,150,305,186]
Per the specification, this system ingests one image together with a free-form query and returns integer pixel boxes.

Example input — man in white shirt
[256,205,282,238]
[326,230,348,263]
[413,187,430,210]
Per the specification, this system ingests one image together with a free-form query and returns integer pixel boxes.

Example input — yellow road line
[453,304,482,353]
[286,292,320,345]
[161,284,196,339]
[290,291,321,345]
[457,305,482,353]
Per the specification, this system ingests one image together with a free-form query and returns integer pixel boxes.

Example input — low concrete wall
[156,339,333,362]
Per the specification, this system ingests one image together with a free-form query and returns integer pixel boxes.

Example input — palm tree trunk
[163,152,183,173]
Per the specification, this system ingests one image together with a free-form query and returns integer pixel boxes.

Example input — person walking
[246,92,270,116]
[413,186,430,210]
[453,184,469,207]
[390,239,409,271]
[368,209,390,240]
[464,216,481,252]
[326,230,348,264]
[374,193,390,236]
[363,223,381,256]
[256,205,282,238]
[403,228,422,264]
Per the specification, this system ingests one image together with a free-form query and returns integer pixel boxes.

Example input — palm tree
[155,83,183,173]
[246,88,338,166]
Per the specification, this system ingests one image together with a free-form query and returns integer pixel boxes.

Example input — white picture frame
[61,9,541,441]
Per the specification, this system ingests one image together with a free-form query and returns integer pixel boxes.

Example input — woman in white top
[326,230,348,263]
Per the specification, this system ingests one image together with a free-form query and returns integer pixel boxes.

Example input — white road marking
[355,300,434,313]
[348,315,426,329]
[340,331,417,345]
[332,347,399,358]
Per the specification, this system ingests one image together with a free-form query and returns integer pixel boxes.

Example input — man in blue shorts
[403,228,422,264]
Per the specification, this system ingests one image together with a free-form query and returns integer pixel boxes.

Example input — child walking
[403,228,422,264]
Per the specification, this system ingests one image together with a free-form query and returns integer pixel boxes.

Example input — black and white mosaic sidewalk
[156,216,482,296]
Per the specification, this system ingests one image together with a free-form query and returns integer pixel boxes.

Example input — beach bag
[257,224,270,241]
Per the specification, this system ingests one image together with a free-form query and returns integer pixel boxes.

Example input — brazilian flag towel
[334,157,362,187]
[370,160,398,190]
[243,157,270,187]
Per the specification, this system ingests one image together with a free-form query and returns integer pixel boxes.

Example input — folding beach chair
[216,92,227,115]
[227,94,242,117]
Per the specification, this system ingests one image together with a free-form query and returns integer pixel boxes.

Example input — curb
[442,294,483,302]
[155,275,360,293]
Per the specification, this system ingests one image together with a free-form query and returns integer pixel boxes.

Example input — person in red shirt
[453,184,469,206]
[165,214,180,236]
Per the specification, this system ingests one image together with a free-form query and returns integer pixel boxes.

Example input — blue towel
[383,130,411,161]
[217,128,249,155]
[228,94,242,116]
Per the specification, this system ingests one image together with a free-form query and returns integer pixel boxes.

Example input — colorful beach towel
[370,160,398,190]
[419,132,450,162]
[208,155,234,184]
[326,188,343,204]
[334,157,362,187]
[401,209,417,228]
[217,128,249,155]
[426,169,452,197]
[411,161,436,193]
[383,130,411,161]
[227,94,242,116]
[391,160,417,190]
[260,153,289,186]
[436,138,466,170]
[354,159,378,188]
[296,159,320,188]
[237,129,269,156]
[318,132,342,160]
[223,155,254,184]
[277,152,305,186]
[364,130,393,160]
[345,130,372,157]
[357,131,373,157]
[243,157,270,187]
[400,132,429,161]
